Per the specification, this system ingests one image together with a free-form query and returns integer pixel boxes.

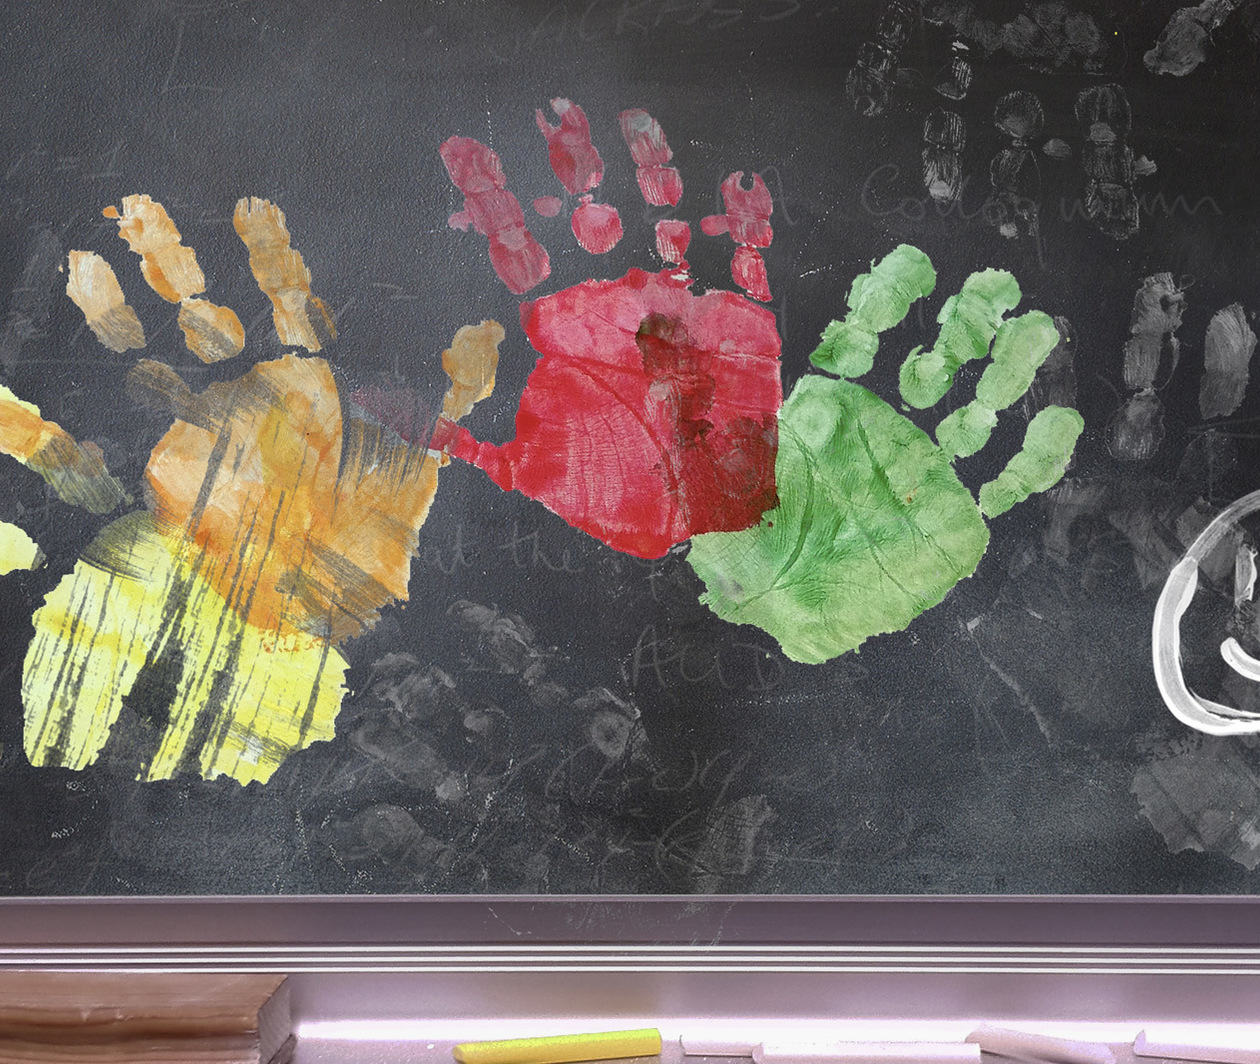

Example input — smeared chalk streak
[65,251,146,352]
[756,1045,979,1064]
[1200,303,1256,419]
[0,520,44,575]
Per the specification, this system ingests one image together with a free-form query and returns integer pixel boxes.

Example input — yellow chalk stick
[453,1028,662,1064]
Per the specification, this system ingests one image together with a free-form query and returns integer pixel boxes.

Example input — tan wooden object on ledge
[0,973,292,1063]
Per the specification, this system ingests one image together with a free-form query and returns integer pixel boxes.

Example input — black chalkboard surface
[1,0,1258,896]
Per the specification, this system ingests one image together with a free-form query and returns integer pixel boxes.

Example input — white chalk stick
[966,1026,1115,1064]
[680,1037,758,1057]
[754,1043,981,1064]
[1134,1030,1260,1064]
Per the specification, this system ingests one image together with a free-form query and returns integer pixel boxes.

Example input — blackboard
[1,0,1259,895]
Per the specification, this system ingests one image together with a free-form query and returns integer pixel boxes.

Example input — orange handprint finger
[535,98,623,255]
[104,195,245,364]
[233,197,335,352]
[0,384,127,513]
[64,250,146,352]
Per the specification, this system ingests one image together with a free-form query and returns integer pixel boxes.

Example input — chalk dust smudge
[65,251,146,353]
[0,384,128,513]
[923,45,972,207]
[441,136,551,294]
[233,197,335,351]
[1146,0,1240,76]
[533,196,563,217]
[846,0,920,115]
[701,172,774,302]
[1200,303,1256,420]
[1107,272,1184,461]
[1075,84,1156,241]
[1133,736,1260,869]
[438,268,781,559]
[991,91,1046,240]
[0,228,61,371]
[0,520,44,575]
[925,1,1110,72]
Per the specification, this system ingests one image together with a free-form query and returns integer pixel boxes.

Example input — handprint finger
[233,197,334,352]
[899,268,1021,409]
[618,108,689,265]
[810,244,936,378]
[64,250,146,352]
[701,172,774,302]
[977,405,1085,518]
[105,195,245,363]
[535,98,623,254]
[440,137,550,294]
[0,519,44,575]
[935,310,1060,458]
[0,383,128,513]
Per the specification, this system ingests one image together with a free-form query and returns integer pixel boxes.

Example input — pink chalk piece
[966,1026,1115,1064]
[702,171,774,248]
[755,1043,980,1064]
[620,107,683,206]
[572,198,623,254]
[1134,1030,1260,1064]
[536,98,604,195]
[732,246,770,302]
[439,135,550,294]
[655,220,691,265]
[533,196,563,218]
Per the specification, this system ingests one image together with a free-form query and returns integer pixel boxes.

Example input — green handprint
[686,245,1084,664]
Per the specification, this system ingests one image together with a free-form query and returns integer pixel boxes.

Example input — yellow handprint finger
[103,195,245,364]
[233,197,335,352]
[0,520,44,575]
[65,251,146,353]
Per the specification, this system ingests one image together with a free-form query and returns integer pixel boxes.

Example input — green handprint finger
[810,244,936,378]
[899,268,1022,409]
[936,311,1060,458]
[978,405,1085,518]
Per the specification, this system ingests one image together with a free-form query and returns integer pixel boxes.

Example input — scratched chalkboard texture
[1,0,1259,895]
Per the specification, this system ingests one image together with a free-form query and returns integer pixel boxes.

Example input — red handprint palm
[435,102,782,559]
